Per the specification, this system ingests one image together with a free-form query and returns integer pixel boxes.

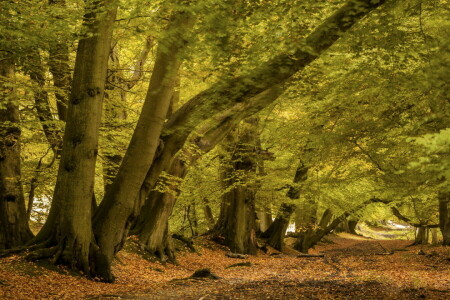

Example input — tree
[0,58,34,250]
[24,0,118,281]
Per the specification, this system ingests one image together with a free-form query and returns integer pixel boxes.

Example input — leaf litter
[1,233,449,299]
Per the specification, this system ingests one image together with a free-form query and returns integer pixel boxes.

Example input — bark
[261,203,296,251]
[26,0,117,282]
[0,58,34,250]
[438,192,450,246]
[93,12,193,275]
[214,118,259,254]
[132,156,187,262]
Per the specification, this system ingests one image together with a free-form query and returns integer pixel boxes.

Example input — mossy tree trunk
[0,58,34,250]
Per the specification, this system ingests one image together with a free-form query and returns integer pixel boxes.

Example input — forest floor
[1,233,449,299]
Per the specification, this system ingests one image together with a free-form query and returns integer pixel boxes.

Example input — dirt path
[1,234,449,299]
[97,236,450,300]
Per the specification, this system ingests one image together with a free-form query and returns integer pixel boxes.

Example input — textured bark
[0,59,34,250]
[27,0,117,282]
[93,12,193,275]
[214,119,259,254]
[261,203,296,251]
[132,157,187,262]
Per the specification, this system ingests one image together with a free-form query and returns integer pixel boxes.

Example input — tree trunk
[256,206,272,233]
[0,58,34,250]
[93,12,193,276]
[335,219,358,234]
[135,191,177,262]
[261,203,296,251]
[431,228,439,244]
[414,226,428,245]
[202,198,215,230]
[25,0,117,282]
[262,157,309,249]
[132,155,187,262]
[438,192,450,246]
[214,118,259,255]
[294,209,333,253]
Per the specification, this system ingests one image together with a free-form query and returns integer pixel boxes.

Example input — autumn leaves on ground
[1,233,449,300]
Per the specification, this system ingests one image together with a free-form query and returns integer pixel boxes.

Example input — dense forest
[0,0,449,292]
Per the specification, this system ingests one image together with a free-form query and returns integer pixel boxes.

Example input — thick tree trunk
[132,156,187,262]
[93,12,193,277]
[0,59,34,250]
[135,191,177,262]
[431,228,439,244]
[214,119,259,254]
[261,203,296,251]
[438,192,450,246]
[25,0,117,282]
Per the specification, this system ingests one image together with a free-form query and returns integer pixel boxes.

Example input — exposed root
[26,245,59,261]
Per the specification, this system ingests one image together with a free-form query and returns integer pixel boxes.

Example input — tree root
[26,245,59,261]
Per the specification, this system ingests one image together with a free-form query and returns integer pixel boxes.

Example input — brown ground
[1,234,449,299]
